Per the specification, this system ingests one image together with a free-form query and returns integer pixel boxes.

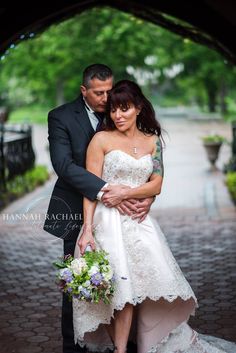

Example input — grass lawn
[8,106,50,124]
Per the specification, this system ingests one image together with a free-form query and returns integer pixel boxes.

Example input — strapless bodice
[102,149,153,187]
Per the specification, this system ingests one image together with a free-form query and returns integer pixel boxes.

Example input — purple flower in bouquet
[80,287,91,299]
[59,268,73,283]
[91,272,103,286]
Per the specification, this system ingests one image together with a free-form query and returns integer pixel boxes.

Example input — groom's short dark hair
[82,64,113,88]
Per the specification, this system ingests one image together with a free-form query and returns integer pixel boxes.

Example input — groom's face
[81,77,113,113]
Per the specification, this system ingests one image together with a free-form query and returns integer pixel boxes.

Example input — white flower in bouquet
[70,258,87,275]
[88,264,100,276]
[103,267,114,281]
[84,280,91,288]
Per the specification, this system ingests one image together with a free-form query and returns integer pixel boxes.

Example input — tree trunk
[219,80,228,114]
[207,88,217,112]
[56,79,65,106]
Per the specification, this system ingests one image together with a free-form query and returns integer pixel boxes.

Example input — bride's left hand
[101,185,130,207]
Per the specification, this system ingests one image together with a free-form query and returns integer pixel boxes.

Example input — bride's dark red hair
[105,80,162,137]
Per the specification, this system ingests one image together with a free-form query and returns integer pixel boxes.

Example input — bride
[73,80,236,353]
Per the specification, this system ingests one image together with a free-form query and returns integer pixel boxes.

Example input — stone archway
[1,1,236,64]
[0,4,236,352]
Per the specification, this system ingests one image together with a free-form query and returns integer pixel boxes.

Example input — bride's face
[110,103,140,131]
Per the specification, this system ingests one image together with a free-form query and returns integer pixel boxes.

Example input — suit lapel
[72,96,95,140]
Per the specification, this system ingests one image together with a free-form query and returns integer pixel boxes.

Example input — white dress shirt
[83,98,100,131]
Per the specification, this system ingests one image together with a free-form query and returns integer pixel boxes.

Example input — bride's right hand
[78,226,96,255]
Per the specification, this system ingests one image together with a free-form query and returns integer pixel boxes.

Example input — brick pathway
[0,118,235,352]
[155,208,236,342]
[0,195,235,353]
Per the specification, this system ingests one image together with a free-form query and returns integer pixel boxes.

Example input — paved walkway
[0,118,235,352]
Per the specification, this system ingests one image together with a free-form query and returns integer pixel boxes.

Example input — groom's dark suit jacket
[43,95,106,240]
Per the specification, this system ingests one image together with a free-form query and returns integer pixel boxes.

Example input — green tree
[0,6,235,115]
[176,40,235,113]
[1,7,165,106]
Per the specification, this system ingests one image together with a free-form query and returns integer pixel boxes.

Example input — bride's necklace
[121,132,139,155]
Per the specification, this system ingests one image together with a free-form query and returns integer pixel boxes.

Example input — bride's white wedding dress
[73,150,236,353]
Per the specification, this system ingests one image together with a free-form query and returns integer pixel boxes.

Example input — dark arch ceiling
[1,0,236,64]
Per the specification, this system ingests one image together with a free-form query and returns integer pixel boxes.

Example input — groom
[44,64,153,353]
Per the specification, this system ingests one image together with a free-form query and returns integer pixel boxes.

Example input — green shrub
[0,165,49,210]
[201,134,226,144]
[226,172,236,205]
[24,165,49,191]
[224,156,236,173]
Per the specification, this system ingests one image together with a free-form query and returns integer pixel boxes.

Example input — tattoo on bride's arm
[152,139,164,177]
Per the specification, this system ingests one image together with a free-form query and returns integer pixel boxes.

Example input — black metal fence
[0,123,35,191]
[232,122,236,156]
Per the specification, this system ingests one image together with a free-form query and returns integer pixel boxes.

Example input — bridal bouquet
[53,250,115,304]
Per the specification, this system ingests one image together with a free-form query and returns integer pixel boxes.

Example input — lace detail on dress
[120,216,197,304]
[148,323,228,353]
[102,150,153,187]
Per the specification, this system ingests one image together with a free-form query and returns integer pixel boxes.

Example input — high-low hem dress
[73,150,236,353]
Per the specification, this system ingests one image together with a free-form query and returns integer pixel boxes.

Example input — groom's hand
[131,197,155,223]
[101,185,130,207]
[116,199,139,216]
[115,197,155,222]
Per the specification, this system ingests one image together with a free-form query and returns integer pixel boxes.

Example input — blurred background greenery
[1,6,236,124]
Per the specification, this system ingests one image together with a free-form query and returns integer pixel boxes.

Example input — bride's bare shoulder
[90,130,115,147]
[95,130,113,137]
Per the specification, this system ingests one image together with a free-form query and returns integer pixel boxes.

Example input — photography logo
[1,195,82,243]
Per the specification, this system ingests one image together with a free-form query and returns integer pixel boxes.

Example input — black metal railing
[232,121,236,157]
[0,123,35,191]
